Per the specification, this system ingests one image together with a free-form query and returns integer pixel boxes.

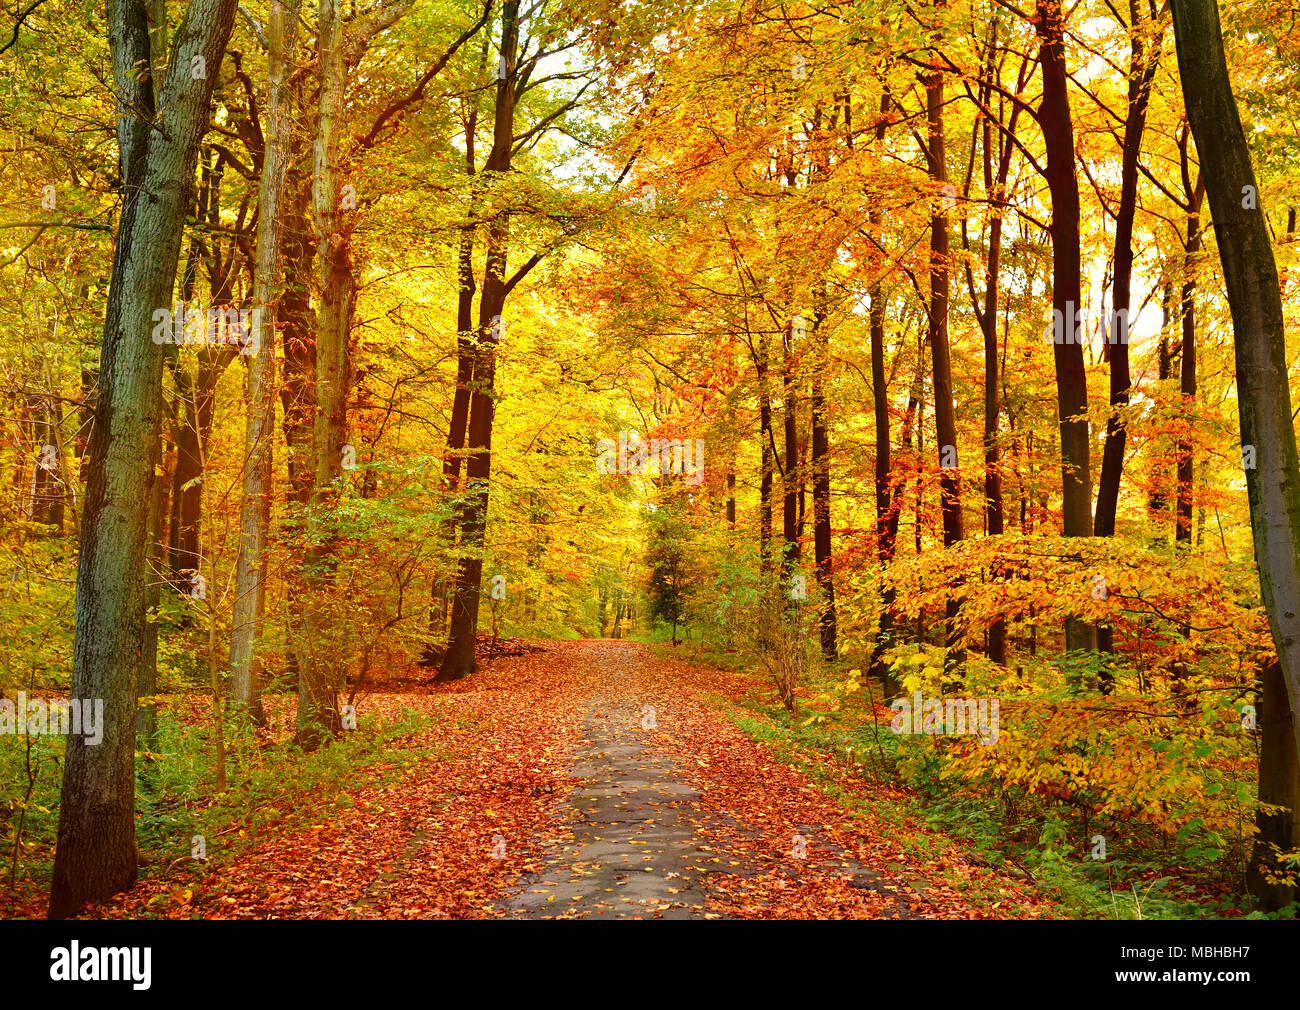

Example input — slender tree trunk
[1176,179,1206,545]
[923,22,966,675]
[781,317,800,573]
[138,414,166,747]
[757,327,775,575]
[867,93,902,687]
[1096,2,1159,541]
[295,0,357,747]
[427,33,489,649]
[1095,3,1160,671]
[971,36,1023,668]
[1036,0,1094,655]
[439,0,520,681]
[230,0,301,722]
[1148,281,1174,533]
[279,176,317,507]
[810,311,836,659]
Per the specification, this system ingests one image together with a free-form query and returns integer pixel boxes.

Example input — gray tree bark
[1172,0,1300,911]
[49,0,238,919]
[230,0,302,723]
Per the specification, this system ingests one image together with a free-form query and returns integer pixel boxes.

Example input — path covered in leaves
[78,640,1050,920]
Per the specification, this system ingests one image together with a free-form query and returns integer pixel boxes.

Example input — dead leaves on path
[605,647,1055,920]
[54,640,1052,920]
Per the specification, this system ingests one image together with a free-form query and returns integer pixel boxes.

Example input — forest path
[495,640,920,919]
[497,684,710,918]
[78,640,1046,920]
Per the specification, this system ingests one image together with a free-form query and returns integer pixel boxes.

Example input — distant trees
[646,502,693,645]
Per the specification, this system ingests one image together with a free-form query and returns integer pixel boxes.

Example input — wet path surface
[500,694,714,918]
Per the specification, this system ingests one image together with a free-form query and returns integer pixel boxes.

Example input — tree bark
[439,0,520,681]
[1096,1,1159,542]
[50,0,238,920]
[810,310,836,659]
[781,317,800,573]
[923,17,966,675]
[757,326,775,575]
[1035,0,1093,655]
[1095,2,1160,669]
[1176,175,1206,545]
[1172,0,1300,910]
[230,0,302,722]
[295,0,356,747]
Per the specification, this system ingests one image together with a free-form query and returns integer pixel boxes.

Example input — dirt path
[499,691,710,918]
[495,641,1033,919]
[70,640,1048,920]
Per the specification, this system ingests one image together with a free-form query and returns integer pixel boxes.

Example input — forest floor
[23,640,1057,920]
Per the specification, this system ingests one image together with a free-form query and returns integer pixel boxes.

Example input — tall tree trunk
[968,31,1024,668]
[230,0,302,722]
[138,412,167,748]
[1036,0,1093,655]
[295,0,357,747]
[427,33,489,648]
[1176,177,1206,545]
[1172,0,1300,912]
[867,93,901,687]
[50,0,238,920]
[923,21,966,675]
[1148,281,1174,533]
[439,0,520,681]
[1095,2,1160,670]
[279,175,317,506]
[757,326,775,575]
[781,313,800,575]
[810,310,836,659]
[1096,1,1159,541]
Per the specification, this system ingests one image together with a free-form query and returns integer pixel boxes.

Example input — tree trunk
[781,317,800,572]
[439,0,520,682]
[279,174,317,506]
[428,35,488,647]
[757,326,775,575]
[1172,0,1300,910]
[923,23,966,675]
[1176,177,1206,545]
[1095,2,1160,669]
[296,0,357,747]
[50,0,238,920]
[1036,0,1093,655]
[230,0,301,722]
[810,312,836,659]
[867,94,901,688]
[138,413,166,748]
[1148,281,1174,533]
[1248,659,1300,909]
[971,34,1023,668]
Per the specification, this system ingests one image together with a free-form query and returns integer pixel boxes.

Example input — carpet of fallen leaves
[626,649,1057,919]
[17,640,1056,919]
